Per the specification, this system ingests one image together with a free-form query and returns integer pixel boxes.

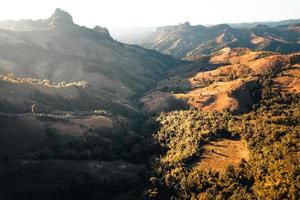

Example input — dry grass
[176,78,254,112]
[273,65,300,93]
[194,139,249,173]
[141,48,300,114]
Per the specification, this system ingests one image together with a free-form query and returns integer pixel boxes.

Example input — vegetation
[0,9,298,199]
[0,73,88,88]
[145,76,300,199]
[30,116,158,164]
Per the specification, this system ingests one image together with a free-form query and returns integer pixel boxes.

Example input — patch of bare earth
[176,78,257,113]
[273,64,300,94]
[194,139,249,173]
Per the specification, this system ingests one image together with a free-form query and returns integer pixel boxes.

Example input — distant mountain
[228,18,300,29]
[0,8,75,31]
[127,21,300,59]
[109,26,156,43]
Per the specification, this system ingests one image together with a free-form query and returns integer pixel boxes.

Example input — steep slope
[0,8,181,116]
[128,22,300,59]
[0,7,181,165]
[0,9,183,199]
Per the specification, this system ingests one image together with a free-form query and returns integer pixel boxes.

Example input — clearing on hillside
[194,139,249,173]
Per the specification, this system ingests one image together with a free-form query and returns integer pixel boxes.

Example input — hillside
[0,9,182,199]
[0,8,183,162]
[146,95,299,199]
[0,8,181,116]
[141,48,300,114]
[127,22,300,59]
[0,8,299,200]
[143,48,300,199]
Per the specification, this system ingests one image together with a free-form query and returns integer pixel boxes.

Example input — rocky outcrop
[48,8,74,28]
[93,25,110,36]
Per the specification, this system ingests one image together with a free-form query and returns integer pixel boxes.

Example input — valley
[0,8,299,200]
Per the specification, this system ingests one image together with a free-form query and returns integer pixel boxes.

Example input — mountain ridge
[123,21,300,59]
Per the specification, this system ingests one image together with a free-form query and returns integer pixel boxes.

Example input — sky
[0,0,299,28]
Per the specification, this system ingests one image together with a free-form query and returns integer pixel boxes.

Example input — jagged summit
[93,26,110,36]
[179,21,191,27]
[49,8,74,28]
[0,8,111,34]
[178,21,192,31]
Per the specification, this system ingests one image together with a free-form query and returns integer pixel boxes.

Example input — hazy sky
[0,0,299,28]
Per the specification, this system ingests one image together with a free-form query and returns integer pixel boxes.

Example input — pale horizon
[0,0,299,29]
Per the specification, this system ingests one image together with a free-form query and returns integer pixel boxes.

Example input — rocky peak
[49,8,74,28]
[179,21,191,31]
[93,26,110,36]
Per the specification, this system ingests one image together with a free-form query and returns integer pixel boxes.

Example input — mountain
[109,26,156,42]
[127,21,300,59]
[0,9,183,199]
[0,8,181,117]
[228,18,300,29]
[114,19,300,43]
[0,8,74,31]
[0,9,299,200]
[0,9,183,151]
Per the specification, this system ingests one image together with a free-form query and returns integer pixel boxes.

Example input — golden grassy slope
[141,48,300,114]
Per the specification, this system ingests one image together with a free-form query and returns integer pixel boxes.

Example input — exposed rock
[93,25,110,36]
[49,8,74,28]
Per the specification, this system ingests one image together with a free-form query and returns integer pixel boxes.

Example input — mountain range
[0,8,299,200]
[124,21,300,59]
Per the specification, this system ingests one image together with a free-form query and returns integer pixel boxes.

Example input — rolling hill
[140,48,300,114]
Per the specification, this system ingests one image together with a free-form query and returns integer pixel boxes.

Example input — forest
[144,64,300,199]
